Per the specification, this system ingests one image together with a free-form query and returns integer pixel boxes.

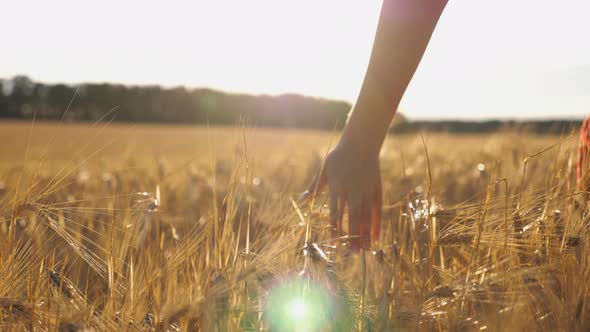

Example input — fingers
[298,161,383,251]
[329,190,345,237]
[347,186,382,251]
[348,202,361,251]
[348,199,370,251]
[337,194,346,234]
[371,187,382,244]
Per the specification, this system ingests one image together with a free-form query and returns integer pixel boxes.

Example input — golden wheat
[0,121,587,331]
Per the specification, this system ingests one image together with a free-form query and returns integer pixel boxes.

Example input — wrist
[339,109,391,158]
[339,72,397,156]
[338,126,382,160]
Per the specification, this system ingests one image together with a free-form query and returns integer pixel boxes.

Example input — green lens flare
[264,279,333,331]
[288,297,307,320]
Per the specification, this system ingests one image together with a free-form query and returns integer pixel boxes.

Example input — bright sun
[4,0,590,119]
[2,0,383,102]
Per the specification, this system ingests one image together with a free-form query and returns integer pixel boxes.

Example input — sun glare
[265,278,337,331]
[288,297,307,321]
[2,0,383,102]
[3,0,589,119]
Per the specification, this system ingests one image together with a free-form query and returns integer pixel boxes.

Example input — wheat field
[0,121,588,331]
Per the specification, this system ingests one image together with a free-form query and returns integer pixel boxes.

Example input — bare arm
[306,0,447,250]
[342,0,448,155]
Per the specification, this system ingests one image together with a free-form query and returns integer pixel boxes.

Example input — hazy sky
[3,0,589,120]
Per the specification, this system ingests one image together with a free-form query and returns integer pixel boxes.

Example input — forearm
[341,0,448,155]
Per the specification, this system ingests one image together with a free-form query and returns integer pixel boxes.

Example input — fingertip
[349,239,360,252]
[348,236,370,253]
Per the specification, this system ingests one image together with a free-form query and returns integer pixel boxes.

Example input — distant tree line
[0,76,581,133]
[390,120,582,135]
[0,76,352,129]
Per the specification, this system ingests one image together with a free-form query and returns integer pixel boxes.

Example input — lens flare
[288,297,307,320]
[264,278,334,331]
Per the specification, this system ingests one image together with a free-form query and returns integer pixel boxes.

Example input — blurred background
[1,0,589,132]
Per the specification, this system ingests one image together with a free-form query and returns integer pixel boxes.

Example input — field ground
[0,120,588,331]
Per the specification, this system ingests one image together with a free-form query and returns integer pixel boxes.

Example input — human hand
[301,143,382,250]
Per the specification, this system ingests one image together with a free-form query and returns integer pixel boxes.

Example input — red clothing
[577,116,590,191]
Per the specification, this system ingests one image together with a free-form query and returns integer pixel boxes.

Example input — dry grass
[0,120,588,331]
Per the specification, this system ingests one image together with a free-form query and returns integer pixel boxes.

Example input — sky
[2,0,589,120]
